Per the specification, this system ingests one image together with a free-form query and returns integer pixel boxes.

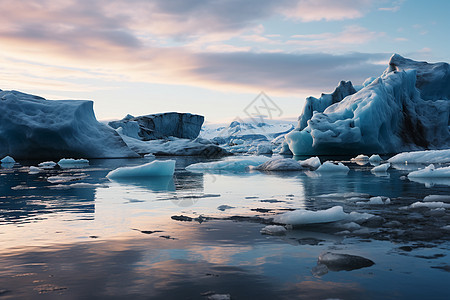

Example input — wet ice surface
[0,157,450,299]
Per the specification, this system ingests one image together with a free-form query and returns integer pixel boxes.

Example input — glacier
[286,54,450,155]
[0,90,138,159]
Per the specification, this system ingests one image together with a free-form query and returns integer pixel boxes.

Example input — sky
[1,0,449,123]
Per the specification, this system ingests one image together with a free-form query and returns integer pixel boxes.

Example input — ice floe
[273,206,348,225]
[315,161,349,173]
[388,149,450,164]
[408,164,450,178]
[107,160,175,178]
[252,157,304,171]
[371,163,390,173]
[186,156,270,172]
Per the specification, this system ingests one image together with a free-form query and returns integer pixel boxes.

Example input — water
[0,157,449,299]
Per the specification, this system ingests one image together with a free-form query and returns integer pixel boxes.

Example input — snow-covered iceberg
[286,55,450,155]
[0,90,138,159]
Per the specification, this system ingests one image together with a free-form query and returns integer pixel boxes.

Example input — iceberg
[109,112,204,140]
[57,158,89,168]
[299,156,321,170]
[388,149,450,164]
[273,206,348,225]
[408,164,450,178]
[371,163,390,173]
[0,90,138,159]
[119,135,229,157]
[107,160,175,178]
[252,157,304,171]
[369,154,382,163]
[260,225,287,235]
[1,156,15,164]
[186,156,270,172]
[286,55,450,155]
[315,161,349,173]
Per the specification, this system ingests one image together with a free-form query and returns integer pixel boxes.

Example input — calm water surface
[0,157,449,299]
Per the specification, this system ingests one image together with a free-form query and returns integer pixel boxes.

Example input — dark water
[0,157,449,299]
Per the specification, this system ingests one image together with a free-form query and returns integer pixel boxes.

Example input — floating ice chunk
[346,211,375,223]
[57,158,89,169]
[38,161,57,169]
[256,142,273,155]
[299,156,321,170]
[388,149,450,164]
[217,205,235,211]
[144,153,155,159]
[369,154,382,163]
[316,192,370,199]
[28,166,42,174]
[186,156,270,172]
[107,160,175,178]
[260,225,287,235]
[357,196,390,205]
[338,222,361,231]
[273,206,348,225]
[1,156,15,164]
[49,182,106,189]
[47,174,88,184]
[408,164,450,178]
[352,154,369,162]
[410,201,450,209]
[423,195,450,203]
[253,157,304,171]
[315,161,349,173]
[371,163,390,173]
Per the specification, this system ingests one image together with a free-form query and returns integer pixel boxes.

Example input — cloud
[0,0,389,97]
[282,0,374,22]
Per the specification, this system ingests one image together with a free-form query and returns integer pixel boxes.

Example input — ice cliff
[109,112,204,140]
[286,54,450,155]
[0,90,138,159]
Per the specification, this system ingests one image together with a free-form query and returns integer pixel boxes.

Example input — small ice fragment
[107,160,175,178]
[39,161,57,169]
[217,205,235,211]
[409,201,450,209]
[47,174,87,184]
[57,158,89,167]
[299,156,321,170]
[207,294,231,300]
[423,195,450,203]
[144,153,155,159]
[28,166,42,174]
[315,161,349,173]
[369,154,382,163]
[371,163,390,173]
[273,206,347,225]
[1,156,15,164]
[260,225,287,235]
[352,154,369,161]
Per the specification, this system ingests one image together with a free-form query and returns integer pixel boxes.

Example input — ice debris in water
[371,163,390,173]
[260,225,287,235]
[273,206,348,225]
[351,154,369,162]
[186,156,270,172]
[107,160,175,178]
[388,149,450,164]
[408,164,450,178]
[424,195,450,203]
[317,252,374,272]
[47,174,88,184]
[1,156,15,164]
[38,161,57,169]
[409,202,450,209]
[315,161,349,173]
[357,196,390,205]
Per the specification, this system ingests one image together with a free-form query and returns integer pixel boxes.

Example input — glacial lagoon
[0,157,449,299]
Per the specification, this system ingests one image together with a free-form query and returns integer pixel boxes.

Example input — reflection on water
[0,157,449,299]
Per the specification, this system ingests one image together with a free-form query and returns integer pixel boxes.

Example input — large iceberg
[0,90,138,159]
[286,55,450,155]
[109,112,204,140]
